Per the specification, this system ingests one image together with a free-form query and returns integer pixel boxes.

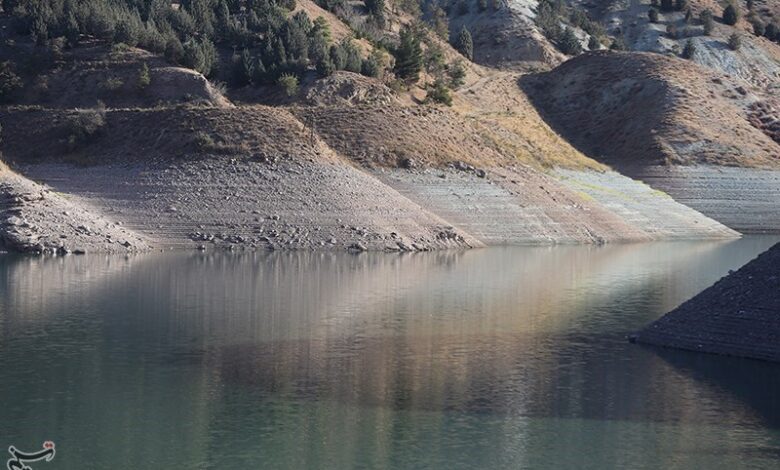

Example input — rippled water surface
[1,237,780,469]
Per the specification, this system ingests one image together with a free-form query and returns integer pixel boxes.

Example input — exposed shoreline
[1,159,738,255]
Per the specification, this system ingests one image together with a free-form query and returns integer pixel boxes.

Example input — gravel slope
[0,167,149,254]
[636,242,780,362]
[636,166,780,233]
[6,159,737,254]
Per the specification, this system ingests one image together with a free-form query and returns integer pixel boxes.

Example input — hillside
[523,51,780,169]
[636,242,780,362]
[523,50,780,232]
[598,0,780,91]
[0,1,747,253]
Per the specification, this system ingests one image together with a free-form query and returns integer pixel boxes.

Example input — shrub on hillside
[752,19,765,37]
[66,104,106,151]
[558,28,582,56]
[137,63,151,91]
[99,77,124,93]
[277,73,299,97]
[660,0,673,13]
[722,4,739,26]
[701,9,714,35]
[681,39,696,59]
[426,79,452,106]
[648,8,659,23]
[0,61,22,103]
[447,59,466,89]
[728,33,742,50]
[766,23,779,41]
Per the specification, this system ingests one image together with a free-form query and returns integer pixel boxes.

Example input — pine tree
[455,26,473,60]
[447,59,466,88]
[394,26,422,82]
[701,9,714,35]
[137,63,151,90]
[558,27,582,55]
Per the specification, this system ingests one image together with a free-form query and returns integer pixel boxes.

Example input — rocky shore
[0,168,150,254]
[635,242,780,362]
[0,156,738,255]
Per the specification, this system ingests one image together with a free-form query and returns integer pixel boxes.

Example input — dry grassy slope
[6,43,230,109]
[0,105,331,165]
[293,0,375,57]
[523,51,780,169]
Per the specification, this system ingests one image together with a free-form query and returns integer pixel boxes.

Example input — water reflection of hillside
[1,237,779,469]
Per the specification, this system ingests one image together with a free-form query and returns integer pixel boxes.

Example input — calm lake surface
[1,236,780,469]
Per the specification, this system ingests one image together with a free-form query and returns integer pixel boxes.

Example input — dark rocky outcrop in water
[636,243,780,362]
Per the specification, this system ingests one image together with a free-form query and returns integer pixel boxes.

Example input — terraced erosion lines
[637,166,780,234]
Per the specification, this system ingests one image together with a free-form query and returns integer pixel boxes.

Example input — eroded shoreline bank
[1,159,738,255]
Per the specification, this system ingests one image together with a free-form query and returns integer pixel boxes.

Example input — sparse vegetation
[536,0,603,55]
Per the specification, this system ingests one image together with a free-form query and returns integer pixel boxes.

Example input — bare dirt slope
[0,100,737,252]
[0,166,149,253]
[445,0,566,68]
[523,51,780,169]
[598,0,780,91]
[636,242,780,362]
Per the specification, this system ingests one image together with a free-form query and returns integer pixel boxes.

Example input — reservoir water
[1,236,779,469]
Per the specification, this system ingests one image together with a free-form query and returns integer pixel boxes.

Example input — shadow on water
[647,345,780,429]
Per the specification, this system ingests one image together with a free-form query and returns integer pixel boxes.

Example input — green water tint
[1,237,780,469]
